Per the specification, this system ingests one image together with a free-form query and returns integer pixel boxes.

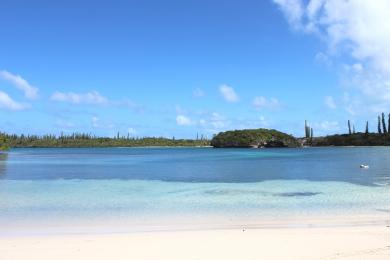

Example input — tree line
[347,112,390,135]
[0,132,210,148]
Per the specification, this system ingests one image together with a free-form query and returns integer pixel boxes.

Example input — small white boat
[360,164,369,169]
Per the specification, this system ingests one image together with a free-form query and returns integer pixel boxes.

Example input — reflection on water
[0,152,8,177]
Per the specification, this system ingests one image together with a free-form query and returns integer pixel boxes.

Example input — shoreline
[7,145,390,149]
[2,212,390,237]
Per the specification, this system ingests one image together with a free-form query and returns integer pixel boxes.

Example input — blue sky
[1,0,389,138]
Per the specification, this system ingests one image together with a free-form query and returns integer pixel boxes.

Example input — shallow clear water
[1,147,390,233]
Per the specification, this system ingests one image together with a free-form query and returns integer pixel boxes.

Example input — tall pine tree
[305,120,310,138]
[382,113,388,134]
[388,114,390,134]
[378,116,382,134]
[348,120,352,135]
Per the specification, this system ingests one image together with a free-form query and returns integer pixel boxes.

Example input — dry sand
[1,225,390,260]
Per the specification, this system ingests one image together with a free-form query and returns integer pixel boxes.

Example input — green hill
[211,129,299,148]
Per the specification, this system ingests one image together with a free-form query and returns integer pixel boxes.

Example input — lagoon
[1,147,390,235]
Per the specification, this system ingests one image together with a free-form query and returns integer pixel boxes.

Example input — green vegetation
[311,133,390,146]
[0,134,9,151]
[0,132,210,148]
[310,112,390,146]
[5,110,390,149]
[211,128,299,148]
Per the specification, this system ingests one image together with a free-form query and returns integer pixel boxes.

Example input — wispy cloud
[272,0,390,112]
[92,116,100,127]
[0,91,29,111]
[253,96,282,110]
[50,91,108,105]
[0,70,39,99]
[176,115,194,126]
[273,0,304,29]
[313,120,341,135]
[50,90,144,112]
[54,119,75,129]
[193,88,205,98]
[219,84,239,103]
[324,96,337,109]
[315,52,332,66]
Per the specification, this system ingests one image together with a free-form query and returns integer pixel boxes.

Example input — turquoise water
[1,147,390,233]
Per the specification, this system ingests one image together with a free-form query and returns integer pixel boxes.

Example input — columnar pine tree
[348,120,352,135]
[388,113,390,134]
[382,113,388,134]
[305,120,310,138]
[378,116,382,134]
[365,121,369,135]
[305,120,308,138]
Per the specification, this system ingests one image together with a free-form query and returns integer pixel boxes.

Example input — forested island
[2,112,390,149]
[211,129,299,148]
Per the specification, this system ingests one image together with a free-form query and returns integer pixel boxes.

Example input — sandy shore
[2,225,390,260]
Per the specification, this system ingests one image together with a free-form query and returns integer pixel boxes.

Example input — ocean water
[1,147,390,234]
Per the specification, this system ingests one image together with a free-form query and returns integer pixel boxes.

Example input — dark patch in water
[376,209,390,213]
[276,192,321,197]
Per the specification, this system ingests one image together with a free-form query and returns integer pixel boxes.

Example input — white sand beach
[2,225,390,260]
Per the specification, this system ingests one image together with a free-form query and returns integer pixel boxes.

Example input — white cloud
[197,112,231,132]
[50,91,108,105]
[272,0,390,111]
[0,91,28,111]
[313,120,340,135]
[259,116,270,128]
[219,84,239,103]
[324,96,337,109]
[55,119,75,129]
[193,88,205,98]
[253,96,282,110]
[92,116,100,128]
[209,112,230,129]
[315,52,332,66]
[273,0,304,29]
[0,70,39,99]
[176,115,194,126]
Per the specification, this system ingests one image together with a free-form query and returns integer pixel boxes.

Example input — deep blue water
[1,147,390,233]
[1,147,390,185]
